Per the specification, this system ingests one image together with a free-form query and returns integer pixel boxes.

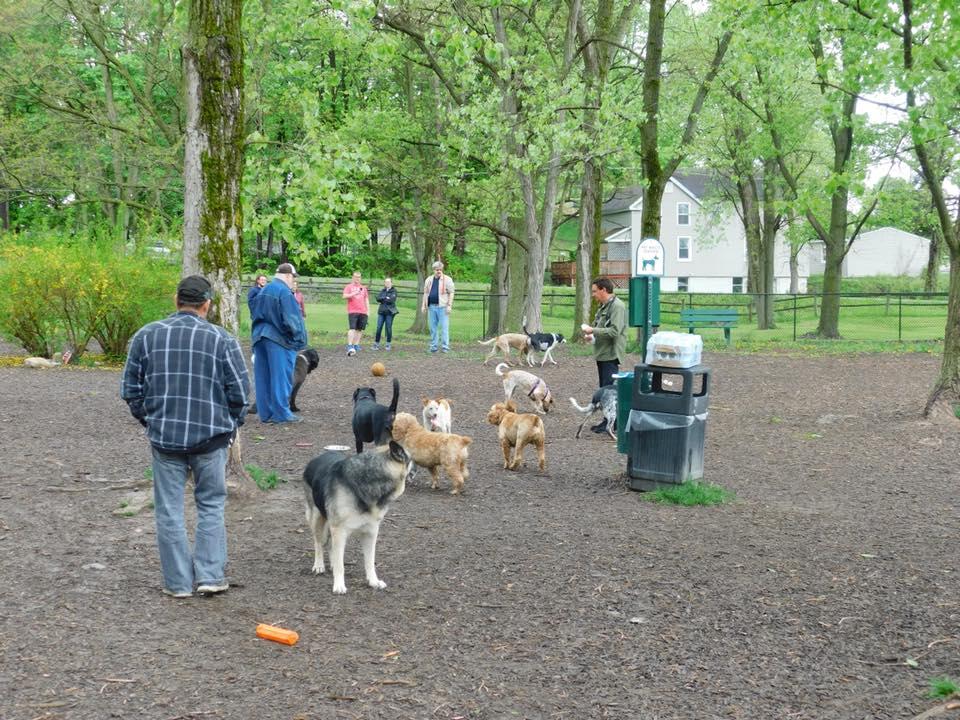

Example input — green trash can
[613,371,634,454]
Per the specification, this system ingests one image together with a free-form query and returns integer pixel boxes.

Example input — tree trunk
[924,226,941,292]
[183,0,254,496]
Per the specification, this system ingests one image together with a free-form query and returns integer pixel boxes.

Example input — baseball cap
[176,275,213,304]
[277,262,298,276]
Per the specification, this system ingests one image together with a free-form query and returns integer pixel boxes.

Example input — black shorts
[348,313,368,331]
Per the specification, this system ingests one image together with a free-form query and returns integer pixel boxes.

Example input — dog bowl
[323,444,350,452]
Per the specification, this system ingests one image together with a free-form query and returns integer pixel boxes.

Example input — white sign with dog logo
[634,238,664,276]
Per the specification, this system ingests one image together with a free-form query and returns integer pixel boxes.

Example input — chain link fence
[278,279,949,345]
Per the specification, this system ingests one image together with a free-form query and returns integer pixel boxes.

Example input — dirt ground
[1,341,958,720]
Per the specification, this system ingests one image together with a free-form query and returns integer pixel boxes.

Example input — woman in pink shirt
[341,271,369,356]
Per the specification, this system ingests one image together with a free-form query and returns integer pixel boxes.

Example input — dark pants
[375,313,394,343]
[597,359,619,389]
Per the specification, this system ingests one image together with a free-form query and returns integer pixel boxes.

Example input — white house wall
[845,228,929,277]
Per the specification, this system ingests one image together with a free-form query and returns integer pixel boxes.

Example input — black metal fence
[279,279,950,344]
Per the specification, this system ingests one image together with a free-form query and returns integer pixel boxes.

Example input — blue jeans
[253,338,296,422]
[428,305,449,351]
[375,313,394,343]
[151,446,228,594]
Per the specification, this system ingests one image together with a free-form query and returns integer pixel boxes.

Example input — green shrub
[928,676,959,699]
[642,481,735,506]
[245,464,285,491]
[0,235,178,358]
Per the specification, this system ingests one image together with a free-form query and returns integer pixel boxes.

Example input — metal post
[793,294,797,341]
[482,293,486,337]
[898,293,902,341]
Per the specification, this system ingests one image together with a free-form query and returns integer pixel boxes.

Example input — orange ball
[371,361,386,377]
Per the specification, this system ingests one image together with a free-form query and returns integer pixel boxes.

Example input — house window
[732,276,744,294]
[678,277,689,292]
[677,202,690,226]
[678,236,691,261]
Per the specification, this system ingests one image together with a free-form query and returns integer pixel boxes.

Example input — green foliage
[927,677,959,699]
[0,234,178,358]
[807,275,948,294]
[245,464,285,491]
[642,481,734,506]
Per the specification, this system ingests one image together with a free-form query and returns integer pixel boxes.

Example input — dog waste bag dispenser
[626,353,710,492]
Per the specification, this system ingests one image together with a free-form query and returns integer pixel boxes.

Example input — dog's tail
[389,377,400,412]
[569,397,596,414]
[522,315,529,335]
[478,337,497,346]
[495,362,509,377]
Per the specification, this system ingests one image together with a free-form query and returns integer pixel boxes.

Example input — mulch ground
[0,341,958,719]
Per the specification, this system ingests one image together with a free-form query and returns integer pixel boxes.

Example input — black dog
[290,348,320,411]
[250,347,320,414]
[352,377,400,453]
[522,321,566,367]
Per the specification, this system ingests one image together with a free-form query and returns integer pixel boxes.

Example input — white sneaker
[196,582,229,594]
[162,588,193,599]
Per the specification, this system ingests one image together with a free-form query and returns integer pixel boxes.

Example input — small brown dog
[390,412,472,494]
[478,333,530,366]
[486,400,546,472]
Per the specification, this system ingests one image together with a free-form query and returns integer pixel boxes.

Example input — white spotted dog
[421,396,453,434]
[569,386,617,439]
[495,362,554,414]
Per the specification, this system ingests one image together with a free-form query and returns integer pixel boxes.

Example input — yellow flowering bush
[0,240,178,359]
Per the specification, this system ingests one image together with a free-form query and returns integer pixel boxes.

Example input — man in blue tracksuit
[250,263,307,423]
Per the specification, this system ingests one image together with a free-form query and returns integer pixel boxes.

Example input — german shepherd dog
[250,347,320,414]
[302,442,415,594]
[570,385,618,439]
[352,377,400,453]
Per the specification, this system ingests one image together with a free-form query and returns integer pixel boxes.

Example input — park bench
[680,307,739,346]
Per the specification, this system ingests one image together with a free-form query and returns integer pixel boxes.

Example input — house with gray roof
[600,172,808,293]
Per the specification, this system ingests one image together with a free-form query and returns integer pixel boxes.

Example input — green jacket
[593,295,627,363]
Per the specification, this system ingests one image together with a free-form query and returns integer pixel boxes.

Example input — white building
[808,227,931,277]
[601,173,809,293]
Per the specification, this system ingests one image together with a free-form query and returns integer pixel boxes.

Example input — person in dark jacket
[373,277,398,350]
[121,275,249,598]
[247,274,267,315]
[250,263,307,423]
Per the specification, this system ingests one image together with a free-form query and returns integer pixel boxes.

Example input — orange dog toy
[256,623,299,646]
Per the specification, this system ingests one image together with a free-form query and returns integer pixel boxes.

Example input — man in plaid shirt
[121,275,249,598]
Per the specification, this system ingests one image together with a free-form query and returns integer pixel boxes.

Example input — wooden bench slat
[680,309,739,346]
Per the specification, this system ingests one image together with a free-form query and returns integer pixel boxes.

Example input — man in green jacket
[582,277,627,433]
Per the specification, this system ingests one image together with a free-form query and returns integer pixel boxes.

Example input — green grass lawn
[239,288,948,353]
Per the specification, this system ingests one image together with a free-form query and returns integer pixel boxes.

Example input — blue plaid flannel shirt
[121,311,250,453]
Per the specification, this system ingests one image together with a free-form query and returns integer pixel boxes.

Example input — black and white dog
[302,442,415,594]
[250,347,320,414]
[523,319,566,367]
[569,385,617,439]
[352,377,400,453]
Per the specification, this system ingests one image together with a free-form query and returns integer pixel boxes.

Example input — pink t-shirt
[342,282,369,315]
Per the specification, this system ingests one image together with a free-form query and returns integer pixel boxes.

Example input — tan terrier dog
[486,400,546,472]
[390,412,472,494]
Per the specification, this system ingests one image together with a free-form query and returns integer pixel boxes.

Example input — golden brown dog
[478,333,530,366]
[486,400,546,472]
[390,412,472,494]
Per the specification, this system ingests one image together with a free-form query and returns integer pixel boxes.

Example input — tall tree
[182,0,251,491]
[571,0,640,338]
[637,0,733,252]
[897,0,960,416]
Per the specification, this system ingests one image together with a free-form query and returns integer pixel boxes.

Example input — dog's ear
[388,440,408,463]
[505,400,517,413]
[352,388,360,402]
[369,388,377,401]
[421,396,429,406]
